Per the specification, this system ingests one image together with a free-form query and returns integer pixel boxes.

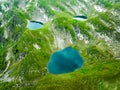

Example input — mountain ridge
[0,0,120,89]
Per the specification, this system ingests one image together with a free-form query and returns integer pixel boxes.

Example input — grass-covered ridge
[0,0,120,90]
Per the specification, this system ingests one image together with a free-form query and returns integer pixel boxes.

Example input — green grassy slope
[0,0,120,90]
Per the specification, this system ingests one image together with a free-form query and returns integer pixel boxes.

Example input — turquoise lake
[47,47,84,74]
[27,21,43,30]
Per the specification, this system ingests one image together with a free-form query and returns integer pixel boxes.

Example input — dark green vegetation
[0,0,120,90]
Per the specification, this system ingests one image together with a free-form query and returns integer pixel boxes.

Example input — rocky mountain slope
[0,0,120,89]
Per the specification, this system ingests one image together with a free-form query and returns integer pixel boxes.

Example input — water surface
[73,15,87,21]
[27,21,43,30]
[47,47,84,74]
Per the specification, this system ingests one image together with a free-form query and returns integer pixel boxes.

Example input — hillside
[0,0,120,90]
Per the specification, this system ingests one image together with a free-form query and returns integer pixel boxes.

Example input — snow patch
[84,0,89,3]
[4,30,8,39]
[1,3,9,12]
[99,18,110,27]
[0,72,14,82]
[96,32,111,42]
[50,6,60,12]
[6,50,10,61]
[4,49,11,72]
[32,8,49,23]
[0,0,7,2]
[94,5,106,12]
[52,26,73,49]
[18,0,26,10]
[77,33,84,40]
[115,26,120,33]
[33,43,41,50]
[0,12,2,16]
[85,40,89,44]
[0,49,11,77]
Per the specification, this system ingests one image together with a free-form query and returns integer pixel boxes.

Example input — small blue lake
[73,15,87,21]
[27,21,43,30]
[47,47,84,74]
